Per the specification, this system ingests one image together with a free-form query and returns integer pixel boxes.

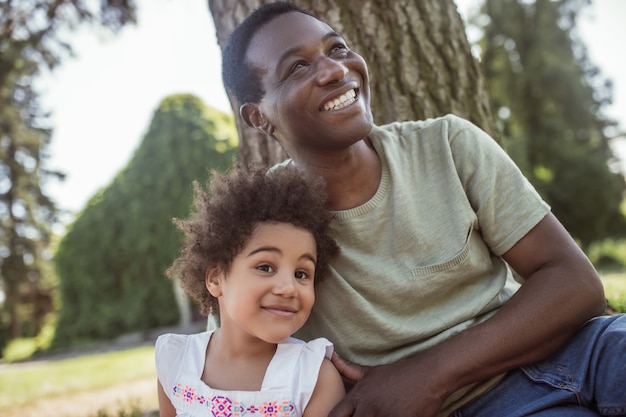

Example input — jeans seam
[520,366,584,406]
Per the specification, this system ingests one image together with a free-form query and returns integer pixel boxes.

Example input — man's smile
[321,88,358,112]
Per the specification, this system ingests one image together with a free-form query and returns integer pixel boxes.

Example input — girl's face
[208,222,317,344]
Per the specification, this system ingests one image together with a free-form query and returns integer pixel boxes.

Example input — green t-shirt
[294,114,551,414]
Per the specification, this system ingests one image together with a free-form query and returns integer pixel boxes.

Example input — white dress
[155,331,333,417]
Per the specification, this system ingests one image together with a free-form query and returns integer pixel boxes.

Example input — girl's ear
[240,103,275,135]
[206,267,224,297]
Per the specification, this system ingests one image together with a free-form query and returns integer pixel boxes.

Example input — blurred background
[1,0,625,416]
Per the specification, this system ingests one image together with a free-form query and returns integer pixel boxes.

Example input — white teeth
[323,89,356,111]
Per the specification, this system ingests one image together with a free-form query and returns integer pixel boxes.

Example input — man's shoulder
[372,113,467,139]
[369,114,470,151]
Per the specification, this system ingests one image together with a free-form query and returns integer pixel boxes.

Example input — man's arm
[330,213,606,417]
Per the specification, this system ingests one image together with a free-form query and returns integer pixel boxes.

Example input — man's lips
[321,88,358,112]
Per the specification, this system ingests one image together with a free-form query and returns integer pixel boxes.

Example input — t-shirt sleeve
[155,333,187,398]
[445,115,551,255]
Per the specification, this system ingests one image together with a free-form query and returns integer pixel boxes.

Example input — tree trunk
[173,279,192,328]
[208,0,498,167]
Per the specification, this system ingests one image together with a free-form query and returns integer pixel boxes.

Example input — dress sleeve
[295,337,334,410]
[155,333,187,399]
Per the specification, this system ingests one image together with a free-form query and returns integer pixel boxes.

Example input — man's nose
[315,56,348,85]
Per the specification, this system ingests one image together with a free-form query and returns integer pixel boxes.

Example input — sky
[39,0,626,225]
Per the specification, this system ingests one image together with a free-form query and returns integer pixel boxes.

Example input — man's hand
[329,352,447,417]
[331,352,369,382]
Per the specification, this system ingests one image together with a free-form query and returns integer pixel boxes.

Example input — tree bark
[208,0,498,166]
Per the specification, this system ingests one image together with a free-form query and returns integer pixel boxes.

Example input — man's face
[245,12,374,158]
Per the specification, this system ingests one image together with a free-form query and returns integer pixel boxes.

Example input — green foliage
[0,0,136,346]
[52,95,237,347]
[2,314,54,362]
[587,239,626,313]
[588,239,626,271]
[1,337,38,363]
[0,50,60,345]
[475,0,626,248]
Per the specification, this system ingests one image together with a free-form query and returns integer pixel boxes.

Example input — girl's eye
[294,270,310,280]
[257,263,274,273]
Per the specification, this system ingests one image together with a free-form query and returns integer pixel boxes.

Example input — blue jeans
[453,314,626,417]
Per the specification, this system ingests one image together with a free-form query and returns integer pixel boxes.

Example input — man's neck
[293,138,381,211]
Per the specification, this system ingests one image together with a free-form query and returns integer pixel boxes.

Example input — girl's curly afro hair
[166,166,339,316]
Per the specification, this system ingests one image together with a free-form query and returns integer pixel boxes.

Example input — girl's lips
[262,305,297,317]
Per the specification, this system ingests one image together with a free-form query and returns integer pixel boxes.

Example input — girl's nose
[272,272,297,297]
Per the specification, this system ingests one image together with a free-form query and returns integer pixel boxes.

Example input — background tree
[207,0,498,167]
[0,0,136,349]
[52,94,238,348]
[475,0,626,248]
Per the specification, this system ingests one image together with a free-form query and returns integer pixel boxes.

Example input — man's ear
[240,103,274,135]
[206,267,224,297]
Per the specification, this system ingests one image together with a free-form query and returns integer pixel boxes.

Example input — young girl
[155,166,344,417]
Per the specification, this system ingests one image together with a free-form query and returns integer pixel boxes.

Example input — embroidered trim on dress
[172,383,297,416]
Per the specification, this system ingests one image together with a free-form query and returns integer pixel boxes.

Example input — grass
[86,403,158,417]
[0,345,156,411]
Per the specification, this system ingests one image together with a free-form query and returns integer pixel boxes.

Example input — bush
[53,95,237,348]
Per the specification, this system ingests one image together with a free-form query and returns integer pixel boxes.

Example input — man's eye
[257,264,274,273]
[290,61,307,74]
[330,44,348,55]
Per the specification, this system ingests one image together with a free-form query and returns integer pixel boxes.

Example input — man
[220,2,626,416]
